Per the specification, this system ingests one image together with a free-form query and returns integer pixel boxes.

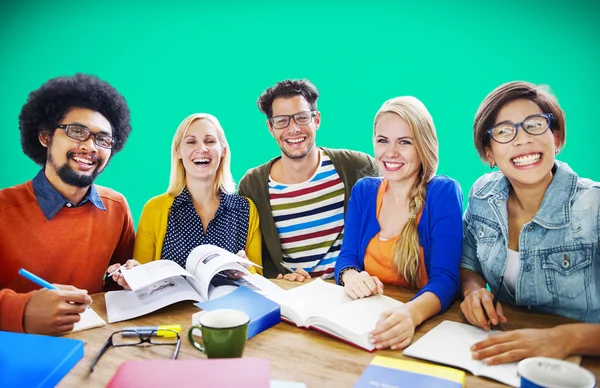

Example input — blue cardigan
[334,176,463,312]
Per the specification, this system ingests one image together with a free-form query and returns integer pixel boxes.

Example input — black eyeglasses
[90,329,180,372]
[56,124,116,149]
[268,111,316,129]
[486,113,553,144]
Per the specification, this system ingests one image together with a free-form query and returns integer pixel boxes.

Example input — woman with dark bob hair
[460,81,600,365]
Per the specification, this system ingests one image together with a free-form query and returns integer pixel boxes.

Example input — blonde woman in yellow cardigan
[107,113,262,288]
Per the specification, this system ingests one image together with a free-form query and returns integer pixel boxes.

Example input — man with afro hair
[0,73,135,335]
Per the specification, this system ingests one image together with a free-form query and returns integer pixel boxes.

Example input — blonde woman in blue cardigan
[334,97,463,350]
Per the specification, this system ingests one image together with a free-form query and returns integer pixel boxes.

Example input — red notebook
[107,358,270,388]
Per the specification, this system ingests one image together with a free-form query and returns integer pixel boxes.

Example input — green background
[1,0,598,225]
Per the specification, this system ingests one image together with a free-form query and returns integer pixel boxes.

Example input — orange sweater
[0,181,134,332]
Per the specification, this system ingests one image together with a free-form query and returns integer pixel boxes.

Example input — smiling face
[41,107,112,188]
[374,113,422,184]
[268,95,320,160]
[486,99,559,187]
[177,119,224,184]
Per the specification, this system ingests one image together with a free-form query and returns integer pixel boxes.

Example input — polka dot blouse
[161,187,250,268]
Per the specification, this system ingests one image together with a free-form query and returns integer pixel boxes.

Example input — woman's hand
[460,287,507,330]
[106,259,141,290]
[343,270,384,299]
[369,306,416,350]
[471,327,571,365]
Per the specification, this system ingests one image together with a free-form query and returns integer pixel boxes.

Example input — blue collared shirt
[31,169,106,220]
[461,161,600,323]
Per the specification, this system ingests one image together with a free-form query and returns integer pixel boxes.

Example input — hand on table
[343,270,384,299]
[460,287,507,331]
[369,306,416,350]
[277,267,311,282]
[106,259,141,290]
[471,327,570,365]
[23,284,92,335]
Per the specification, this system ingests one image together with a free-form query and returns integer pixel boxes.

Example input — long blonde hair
[373,96,439,288]
[167,113,235,197]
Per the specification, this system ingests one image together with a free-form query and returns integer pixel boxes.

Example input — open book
[402,320,581,387]
[265,278,404,351]
[105,244,279,323]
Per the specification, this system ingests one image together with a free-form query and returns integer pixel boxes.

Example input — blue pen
[18,268,91,308]
[18,268,57,289]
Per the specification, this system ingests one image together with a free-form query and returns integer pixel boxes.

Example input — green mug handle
[188,325,206,354]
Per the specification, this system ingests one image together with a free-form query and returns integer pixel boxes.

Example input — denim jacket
[461,161,600,323]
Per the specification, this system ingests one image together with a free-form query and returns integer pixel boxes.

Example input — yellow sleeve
[244,197,263,275]
[133,198,161,264]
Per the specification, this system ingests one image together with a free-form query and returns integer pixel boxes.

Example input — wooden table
[59,280,599,387]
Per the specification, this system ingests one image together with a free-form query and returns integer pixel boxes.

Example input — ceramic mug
[188,309,249,358]
[519,357,596,388]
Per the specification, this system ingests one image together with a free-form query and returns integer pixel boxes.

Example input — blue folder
[195,286,281,339]
[0,331,84,388]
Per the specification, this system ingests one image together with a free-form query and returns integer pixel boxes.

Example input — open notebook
[265,278,403,351]
[403,320,582,387]
[71,307,106,332]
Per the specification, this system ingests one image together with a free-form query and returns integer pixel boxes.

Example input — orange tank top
[364,179,428,287]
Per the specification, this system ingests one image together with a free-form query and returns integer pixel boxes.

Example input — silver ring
[233,270,238,276]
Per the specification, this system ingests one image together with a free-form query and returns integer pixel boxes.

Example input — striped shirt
[268,150,345,278]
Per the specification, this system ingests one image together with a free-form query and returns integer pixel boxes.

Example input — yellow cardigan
[133,193,263,275]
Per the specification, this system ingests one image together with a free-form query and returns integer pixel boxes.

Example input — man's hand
[107,259,141,290]
[343,270,384,299]
[23,284,92,335]
[277,267,311,282]
[471,327,571,365]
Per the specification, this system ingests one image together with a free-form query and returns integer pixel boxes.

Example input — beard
[280,137,316,160]
[48,152,105,188]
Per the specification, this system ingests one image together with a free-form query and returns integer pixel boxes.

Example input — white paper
[70,307,106,332]
[402,320,520,387]
[105,276,203,323]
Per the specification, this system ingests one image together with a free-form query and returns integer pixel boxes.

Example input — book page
[121,260,191,291]
[209,273,285,297]
[308,294,404,350]
[105,276,204,323]
[70,307,106,333]
[402,320,520,387]
[266,279,350,326]
[185,245,256,299]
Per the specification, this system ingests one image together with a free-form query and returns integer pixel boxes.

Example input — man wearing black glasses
[0,73,135,335]
[239,79,378,281]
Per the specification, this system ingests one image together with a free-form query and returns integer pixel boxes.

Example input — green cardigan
[238,147,379,278]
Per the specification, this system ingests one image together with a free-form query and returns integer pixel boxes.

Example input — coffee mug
[188,309,249,358]
[518,357,596,388]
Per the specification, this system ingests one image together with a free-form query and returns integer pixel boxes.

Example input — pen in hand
[488,275,504,329]
[18,268,91,309]
[280,262,295,274]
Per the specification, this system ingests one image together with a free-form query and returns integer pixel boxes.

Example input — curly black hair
[18,73,132,165]
[257,79,319,118]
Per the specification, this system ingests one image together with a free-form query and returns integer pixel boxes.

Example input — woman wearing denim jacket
[461,81,600,365]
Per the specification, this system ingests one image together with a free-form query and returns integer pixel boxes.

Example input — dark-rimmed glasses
[56,124,116,149]
[268,111,316,129]
[486,113,553,144]
[90,329,180,372]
